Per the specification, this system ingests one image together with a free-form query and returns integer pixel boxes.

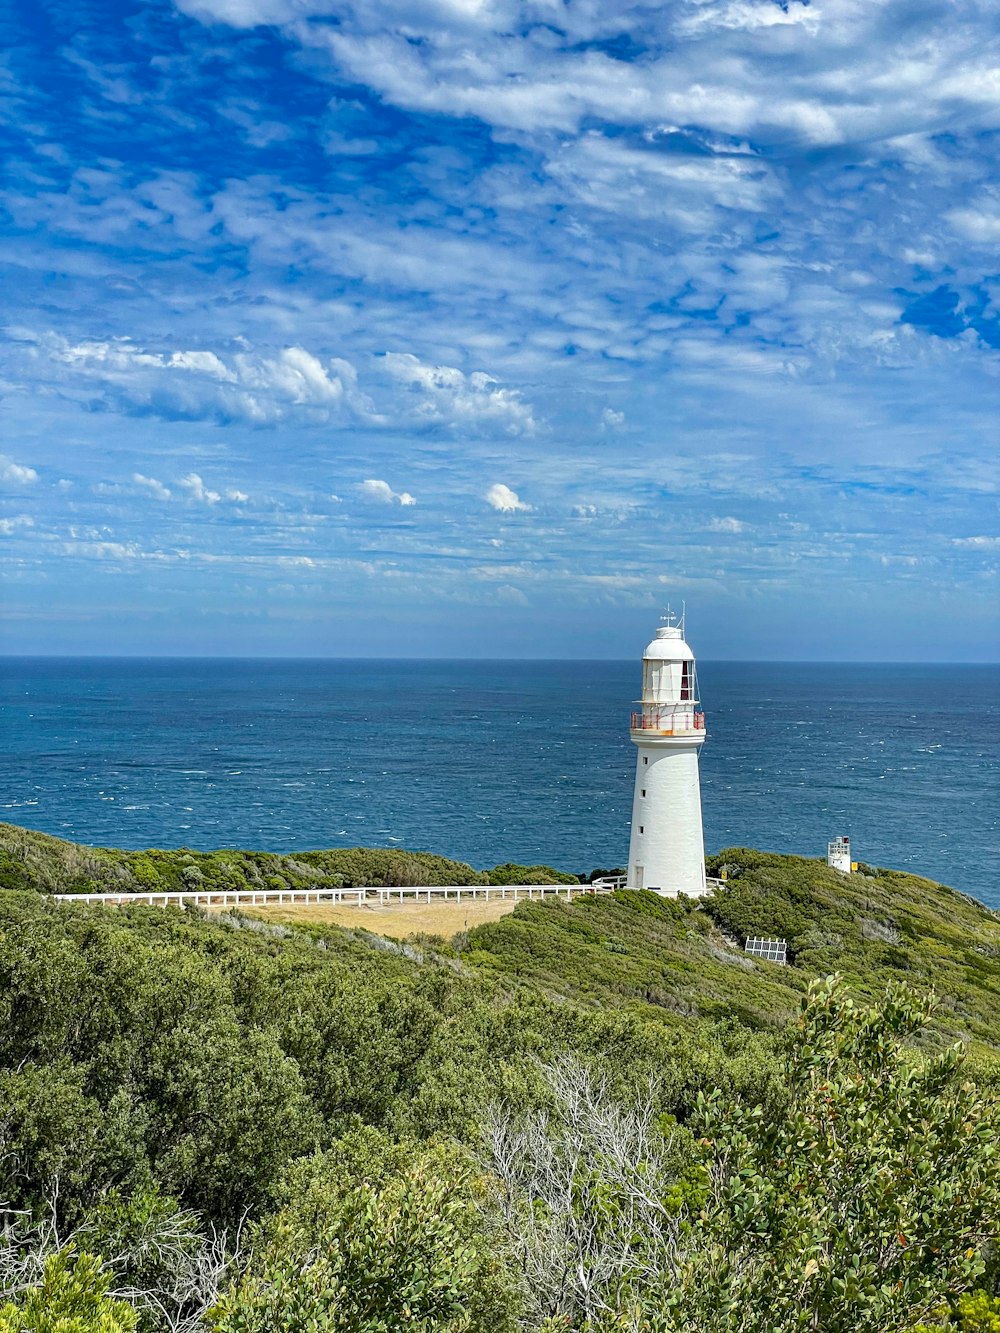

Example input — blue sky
[1,0,998,660]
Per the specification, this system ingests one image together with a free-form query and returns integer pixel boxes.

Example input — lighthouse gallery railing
[630,710,705,734]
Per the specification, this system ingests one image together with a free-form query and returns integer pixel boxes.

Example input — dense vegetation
[0,822,998,1330]
[0,820,576,895]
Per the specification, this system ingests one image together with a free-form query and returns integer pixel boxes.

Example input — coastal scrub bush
[4,825,1000,1332]
[300,847,488,887]
[911,1292,1000,1331]
[0,1249,138,1333]
[210,1129,515,1333]
[667,975,1000,1332]
[487,863,579,886]
[0,824,490,895]
[482,1055,694,1329]
[485,976,1000,1333]
[0,1061,150,1229]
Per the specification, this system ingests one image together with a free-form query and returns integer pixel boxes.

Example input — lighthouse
[626,613,707,896]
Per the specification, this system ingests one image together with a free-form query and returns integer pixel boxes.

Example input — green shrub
[211,1129,515,1333]
[487,863,578,885]
[486,977,1000,1333]
[0,1249,137,1333]
[911,1291,1000,1331]
[667,976,1000,1333]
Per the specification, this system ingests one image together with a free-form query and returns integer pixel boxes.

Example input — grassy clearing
[225,897,522,939]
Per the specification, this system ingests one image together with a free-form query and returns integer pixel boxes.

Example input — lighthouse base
[626,741,706,898]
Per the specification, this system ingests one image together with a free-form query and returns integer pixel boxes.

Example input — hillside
[0,820,576,894]
[464,848,1000,1054]
[2,821,1000,1055]
[1,822,999,1329]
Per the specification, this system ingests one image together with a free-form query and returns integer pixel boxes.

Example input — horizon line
[1,653,998,667]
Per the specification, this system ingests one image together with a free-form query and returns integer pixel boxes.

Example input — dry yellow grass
[218,897,522,940]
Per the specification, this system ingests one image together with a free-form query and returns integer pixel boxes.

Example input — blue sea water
[1,658,997,905]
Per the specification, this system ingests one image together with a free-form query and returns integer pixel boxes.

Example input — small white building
[827,836,853,873]
[626,614,707,897]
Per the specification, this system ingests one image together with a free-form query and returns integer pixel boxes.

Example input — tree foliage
[211,1130,514,1333]
[0,1250,137,1333]
[667,976,1000,1333]
[912,1292,1000,1332]
[487,863,579,886]
[485,978,1000,1333]
[1,825,1000,1331]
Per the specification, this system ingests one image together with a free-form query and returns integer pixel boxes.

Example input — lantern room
[631,620,705,737]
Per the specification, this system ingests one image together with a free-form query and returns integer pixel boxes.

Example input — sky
[1,0,998,660]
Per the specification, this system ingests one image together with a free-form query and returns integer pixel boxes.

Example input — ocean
[1,658,997,905]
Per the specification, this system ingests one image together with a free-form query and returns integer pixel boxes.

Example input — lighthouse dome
[642,625,694,662]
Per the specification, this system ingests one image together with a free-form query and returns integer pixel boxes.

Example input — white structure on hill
[827,836,853,873]
[626,613,707,897]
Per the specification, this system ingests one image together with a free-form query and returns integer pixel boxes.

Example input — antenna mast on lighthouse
[626,612,707,896]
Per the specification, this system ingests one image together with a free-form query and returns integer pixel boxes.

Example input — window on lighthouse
[680,662,692,701]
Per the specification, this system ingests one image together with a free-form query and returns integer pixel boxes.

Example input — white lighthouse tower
[626,612,707,896]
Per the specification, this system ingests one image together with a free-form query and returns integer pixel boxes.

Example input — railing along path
[51,882,613,910]
[50,877,724,909]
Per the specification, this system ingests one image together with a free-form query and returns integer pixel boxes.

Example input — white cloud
[946,208,1000,244]
[61,539,175,562]
[0,515,34,535]
[277,0,926,147]
[571,499,636,523]
[133,473,172,500]
[902,247,938,267]
[173,0,307,24]
[879,554,920,567]
[177,0,1000,172]
[495,584,528,605]
[383,353,537,435]
[178,472,221,504]
[358,478,416,506]
[2,0,997,660]
[167,350,234,378]
[0,456,38,485]
[677,0,819,34]
[953,535,1000,547]
[549,133,781,232]
[485,483,531,513]
[238,346,346,407]
[43,335,377,426]
[131,472,247,503]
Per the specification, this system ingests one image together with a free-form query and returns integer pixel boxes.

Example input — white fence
[744,936,788,964]
[51,882,598,911]
[47,876,732,912]
[591,874,627,891]
[592,874,726,895]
